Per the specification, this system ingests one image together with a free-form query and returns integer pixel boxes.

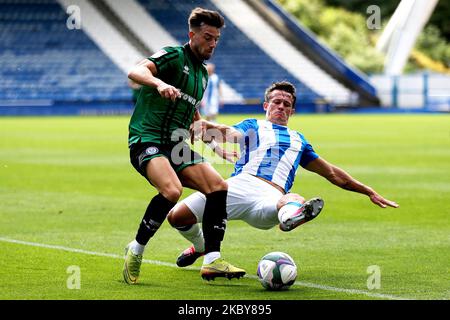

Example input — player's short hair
[264,81,297,107]
[188,7,225,30]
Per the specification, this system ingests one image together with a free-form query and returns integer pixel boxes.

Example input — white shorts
[176,173,283,230]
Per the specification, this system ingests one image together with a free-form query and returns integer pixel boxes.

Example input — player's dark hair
[265,81,297,107]
[188,7,225,30]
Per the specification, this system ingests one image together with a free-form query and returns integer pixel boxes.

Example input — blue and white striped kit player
[173,118,320,230]
[232,118,319,193]
[172,81,398,269]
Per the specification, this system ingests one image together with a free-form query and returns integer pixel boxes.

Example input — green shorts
[129,141,205,178]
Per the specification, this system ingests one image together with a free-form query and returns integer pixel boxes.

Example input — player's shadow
[178,268,253,287]
[114,279,165,288]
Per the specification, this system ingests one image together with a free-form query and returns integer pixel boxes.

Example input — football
[257,252,297,290]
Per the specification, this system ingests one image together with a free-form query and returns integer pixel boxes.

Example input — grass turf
[0,114,449,300]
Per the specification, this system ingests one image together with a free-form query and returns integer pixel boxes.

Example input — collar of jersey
[184,43,204,65]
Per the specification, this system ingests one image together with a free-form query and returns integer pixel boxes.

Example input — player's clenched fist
[157,83,181,102]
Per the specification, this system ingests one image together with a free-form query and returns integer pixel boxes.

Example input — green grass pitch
[0,114,449,300]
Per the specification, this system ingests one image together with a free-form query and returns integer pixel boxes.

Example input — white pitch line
[0,237,198,271]
[0,237,411,300]
[243,274,410,300]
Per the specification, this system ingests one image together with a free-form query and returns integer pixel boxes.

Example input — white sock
[203,251,221,265]
[177,224,205,253]
[129,240,145,255]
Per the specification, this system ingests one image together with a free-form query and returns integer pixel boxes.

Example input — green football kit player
[123,7,245,285]
[128,44,208,171]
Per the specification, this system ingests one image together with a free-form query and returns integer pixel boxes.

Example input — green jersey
[128,44,208,146]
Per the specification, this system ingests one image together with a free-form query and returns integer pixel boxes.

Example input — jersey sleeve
[148,47,181,75]
[232,118,257,135]
[299,134,319,168]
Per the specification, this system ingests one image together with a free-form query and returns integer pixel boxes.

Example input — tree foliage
[277,0,384,73]
[276,0,450,73]
[323,0,450,41]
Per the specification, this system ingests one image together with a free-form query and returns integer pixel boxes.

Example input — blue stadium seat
[0,0,130,103]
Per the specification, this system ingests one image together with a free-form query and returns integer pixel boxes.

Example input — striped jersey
[128,44,208,146]
[231,119,319,193]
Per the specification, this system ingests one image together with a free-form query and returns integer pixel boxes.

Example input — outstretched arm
[191,119,243,143]
[305,158,399,208]
[205,140,239,163]
[189,115,240,163]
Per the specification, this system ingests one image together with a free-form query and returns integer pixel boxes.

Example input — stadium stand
[57,0,142,74]
[102,0,178,53]
[102,0,243,104]
[0,0,130,106]
[137,0,323,108]
[0,0,385,115]
[212,0,353,105]
[259,0,379,106]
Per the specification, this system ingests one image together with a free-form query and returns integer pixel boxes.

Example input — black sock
[135,193,176,246]
[202,190,228,253]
